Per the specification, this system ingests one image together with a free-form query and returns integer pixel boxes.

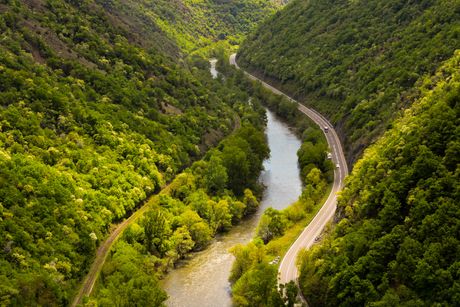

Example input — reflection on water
[162,109,302,307]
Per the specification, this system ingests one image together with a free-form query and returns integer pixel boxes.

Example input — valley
[162,108,302,306]
[0,0,458,306]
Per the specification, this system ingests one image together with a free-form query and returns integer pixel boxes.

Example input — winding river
[162,108,302,307]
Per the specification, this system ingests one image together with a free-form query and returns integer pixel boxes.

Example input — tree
[243,189,259,215]
[209,199,232,233]
[142,210,171,257]
[232,262,281,307]
[204,155,228,194]
[189,221,213,250]
[169,226,195,261]
[221,145,249,195]
[256,208,287,244]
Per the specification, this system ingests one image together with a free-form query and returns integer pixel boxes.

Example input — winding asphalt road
[230,53,348,290]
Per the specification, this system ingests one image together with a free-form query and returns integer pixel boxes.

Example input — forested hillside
[0,0,277,305]
[238,0,460,162]
[298,51,460,306]
[99,0,284,55]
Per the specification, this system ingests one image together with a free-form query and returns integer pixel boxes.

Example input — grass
[265,184,333,260]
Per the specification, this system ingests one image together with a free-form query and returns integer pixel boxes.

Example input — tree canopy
[238,0,460,163]
[298,51,460,307]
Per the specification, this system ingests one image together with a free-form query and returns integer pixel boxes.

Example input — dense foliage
[93,122,269,306]
[218,57,332,306]
[229,239,285,306]
[238,0,460,162]
[298,51,460,306]
[0,0,275,305]
[98,0,284,55]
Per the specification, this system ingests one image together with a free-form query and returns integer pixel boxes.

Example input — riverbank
[162,109,302,306]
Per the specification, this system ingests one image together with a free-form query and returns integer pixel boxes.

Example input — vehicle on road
[327,152,332,159]
[324,126,329,133]
[336,163,340,168]
[269,256,281,265]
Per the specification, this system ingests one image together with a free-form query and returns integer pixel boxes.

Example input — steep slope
[238,0,460,162]
[0,0,271,305]
[99,0,284,55]
[298,51,460,306]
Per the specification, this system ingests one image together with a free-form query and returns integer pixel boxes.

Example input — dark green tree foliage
[143,210,171,257]
[95,241,168,307]
[297,127,334,182]
[218,125,270,195]
[96,0,283,54]
[238,0,460,162]
[94,122,270,305]
[298,52,460,306]
[257,208,288,244]
[0,1,271,305]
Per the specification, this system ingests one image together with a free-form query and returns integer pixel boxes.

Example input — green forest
[234,0,460,305]
[0,0,279,305]
[238,0,460,163]
[1,0,459,306]
[216,54,333,306]
[93,123,270,306]
[97,0,284,56]
[298,50,460,307]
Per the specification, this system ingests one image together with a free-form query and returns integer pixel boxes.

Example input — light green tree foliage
[243,188,260,215]
[189,221,214,251]
[227,197,246,224]
[123,223,144,245]
[186,189,212,221]
[168,226,195,262]
[229,241,264,283]
[103,0,284,55]
[204,155,228,194]
[97,241,167,306]
[257,208,288,244]
[300,167,327,212]
[209,199,233,233]
[232,262,281,307]
[230,240,283,306]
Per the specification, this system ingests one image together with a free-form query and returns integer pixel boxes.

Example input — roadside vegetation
[0,1,279,305]
[216,51,334,306]
[238,0,460,163]
[298,51,460,307]
[233,0,460,305]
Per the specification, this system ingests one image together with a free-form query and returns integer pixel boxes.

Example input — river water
[161,109,302,307]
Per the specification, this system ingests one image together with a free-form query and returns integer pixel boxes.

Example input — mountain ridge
[238,0,460,163]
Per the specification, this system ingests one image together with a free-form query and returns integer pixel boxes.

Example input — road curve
[229,53,348,287]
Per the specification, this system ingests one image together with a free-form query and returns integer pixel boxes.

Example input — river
[161,108,302,307]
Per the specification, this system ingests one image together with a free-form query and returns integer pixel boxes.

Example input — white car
[336,163,340,168]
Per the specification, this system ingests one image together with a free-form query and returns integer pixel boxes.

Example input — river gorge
[162,109,302,306]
